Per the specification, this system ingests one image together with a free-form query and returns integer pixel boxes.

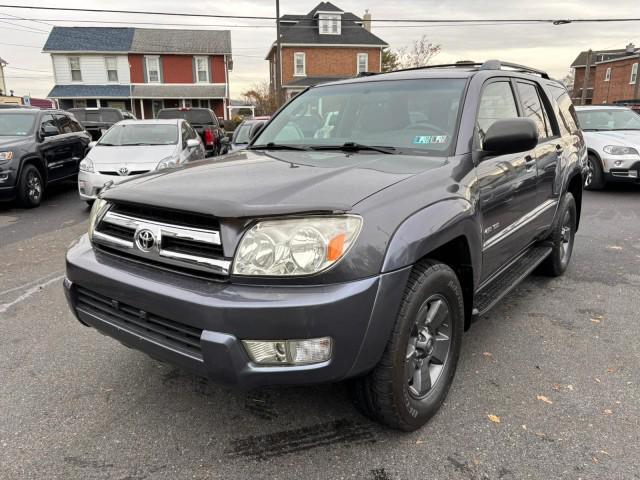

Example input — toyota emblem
[135,229,156,252]
[118,166,130,176]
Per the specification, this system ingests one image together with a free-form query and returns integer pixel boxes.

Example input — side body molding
[381,198,482,288]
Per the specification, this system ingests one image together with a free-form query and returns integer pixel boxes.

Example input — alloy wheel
[584,160,594,187]
[27,171,42,203]
[406,294,452,399]
[560,210,573,265]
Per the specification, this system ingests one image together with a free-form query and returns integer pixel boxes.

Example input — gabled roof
[571,47,639,67]
[269,2,387,54]
[43,27,231,54]
[43,27,135,52]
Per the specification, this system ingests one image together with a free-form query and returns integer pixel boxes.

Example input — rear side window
[477,81,518,144]
[55,114,74,133]
[548,84,580,134]
[517,82,554,140]
[157,109,216,125]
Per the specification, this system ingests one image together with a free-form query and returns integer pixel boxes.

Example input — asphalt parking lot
[1,182,639,480]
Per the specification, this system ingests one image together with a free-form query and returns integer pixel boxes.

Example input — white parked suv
[575,106,640,189]
[78,119,205,204]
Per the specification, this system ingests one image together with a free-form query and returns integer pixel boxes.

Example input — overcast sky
[1,0,639,99]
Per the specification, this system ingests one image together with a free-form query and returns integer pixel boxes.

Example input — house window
[69,57,82,82]
[319,14,341,35]
[604,67,611,82]
[105,57,118,82]
[357,53,368,74]
[195,56,209,83]
[145,56,160,83]
[294,52,306,76]
[631,63,639,84]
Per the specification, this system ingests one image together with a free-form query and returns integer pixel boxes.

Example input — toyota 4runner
[64,60,585,430]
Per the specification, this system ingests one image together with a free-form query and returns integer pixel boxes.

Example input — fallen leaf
[599,450,610,456]
[521,424,527,430]
[567,384,574,391]
[483,352,493,358]
[590,318,601,324]
[595,378,601,383]
[415,439,425,445]
[537,395,553,404]
[535,432,546,438]
[487,414,501,424]
[607,245,623,250]
[552,383,561,391]
[606,368,616,373]
[603,409,613,415]
[592,456,599,464]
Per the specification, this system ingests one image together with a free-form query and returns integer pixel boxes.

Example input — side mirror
[249,122,264,141]
[88,141,97,150]
[186,138,200,149]
[41,124,58,138]
[482,118,538,156]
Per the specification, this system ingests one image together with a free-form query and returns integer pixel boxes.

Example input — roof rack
[388,59,549,79]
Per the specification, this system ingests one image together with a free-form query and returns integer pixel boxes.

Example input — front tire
[350,261,464,431]
[538,192,576,277]
[17,164,44,208]
[584,154,605,190]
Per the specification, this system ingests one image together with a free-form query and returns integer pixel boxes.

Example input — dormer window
[319,14,341,35]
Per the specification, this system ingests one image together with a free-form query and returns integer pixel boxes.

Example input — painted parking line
[0,274,64,314]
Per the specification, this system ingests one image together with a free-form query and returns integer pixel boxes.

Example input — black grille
[96,222,135,242]
[110,202,220,230]
[76,287,203,356]
[99,170,150,176]
[162,236,224,258]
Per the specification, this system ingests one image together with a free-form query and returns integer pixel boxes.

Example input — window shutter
[192,57,197,83]
[143,58,148,83]
[158,57,164,83]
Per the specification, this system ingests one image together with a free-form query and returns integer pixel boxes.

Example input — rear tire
[584,154,605,190]
[349,260,464,431]
[538,192,576,277]
[17,164,44,208]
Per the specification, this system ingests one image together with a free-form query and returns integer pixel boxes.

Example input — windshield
[157,109,215,125]
[253,79,467,156]
[233,122,259,144]
[576,109,640,131]
[0,113,37,136]
[98,123,178,146]
[70,109,122,123]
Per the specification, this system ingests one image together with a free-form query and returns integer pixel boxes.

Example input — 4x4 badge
[135,229,156,252]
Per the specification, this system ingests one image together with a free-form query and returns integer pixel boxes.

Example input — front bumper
[78,170,134,201]
[603,159,640,183]
[64,235,410,388]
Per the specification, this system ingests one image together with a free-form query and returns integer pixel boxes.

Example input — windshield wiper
[311,142,397,154]
[250,142,311,151]
[98,142,116,146]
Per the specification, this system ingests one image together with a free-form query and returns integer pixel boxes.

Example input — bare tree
[395,36,441,69]
[560,70,575,92]
[242,81,279,117]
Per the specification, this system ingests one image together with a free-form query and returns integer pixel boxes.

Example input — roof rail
[480,59,550,79]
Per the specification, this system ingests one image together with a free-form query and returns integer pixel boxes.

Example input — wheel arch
[565,170,583,231]
[18,155,47,185]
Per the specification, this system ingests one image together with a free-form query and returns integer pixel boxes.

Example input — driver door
[38,113,66,181]
[476,79,539,282]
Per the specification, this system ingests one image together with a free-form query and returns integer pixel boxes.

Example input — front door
[38,113,66,181]
[476,79,539,282]
[54,114,85,178]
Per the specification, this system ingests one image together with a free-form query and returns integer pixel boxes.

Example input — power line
[5,65,51,73]
[0,5,639,24]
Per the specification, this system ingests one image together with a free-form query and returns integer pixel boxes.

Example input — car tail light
[204,128,215,146]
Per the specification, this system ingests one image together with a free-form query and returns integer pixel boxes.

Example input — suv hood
[90,144,177,166]
[0,135,31,148]
[102,149,445,218]
[584,130,640,147]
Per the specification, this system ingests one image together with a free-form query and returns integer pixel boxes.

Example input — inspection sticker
[412,135,448,145]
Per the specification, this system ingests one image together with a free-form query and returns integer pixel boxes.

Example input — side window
[68,116,84,132]
[55,114,74,134]
[548,84,579,135]
[517,82,553,140]
[181,122,189,149]
[477,81,519,146]
[188,124,198,140]
[40,114,59,135]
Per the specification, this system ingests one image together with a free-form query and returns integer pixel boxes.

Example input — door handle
[525,155,536,172]
[555,144,564,154]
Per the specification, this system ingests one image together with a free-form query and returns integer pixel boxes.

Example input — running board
[472,245,552,317]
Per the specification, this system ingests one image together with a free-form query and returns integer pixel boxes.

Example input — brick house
[571,43,640,107]
[43,27,232,118]
[266,2,387,100]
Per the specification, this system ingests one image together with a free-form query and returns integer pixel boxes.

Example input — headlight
[79,157,94,173]
[87,198,109,241]
[603,145,639,156]
[156,156,177,170]
[0,151,13,163]
[233,216,362,276]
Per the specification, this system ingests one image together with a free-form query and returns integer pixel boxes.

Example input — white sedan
[575,106,640,190]
[78,119,205,204]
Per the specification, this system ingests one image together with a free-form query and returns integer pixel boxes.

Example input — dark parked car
[156,108,227,156]
[229,116,270,151]
[68,107,136,141]
[65,60,585,430]
[0,108,91,207]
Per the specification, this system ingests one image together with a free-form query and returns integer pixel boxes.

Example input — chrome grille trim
[93,210,230,276]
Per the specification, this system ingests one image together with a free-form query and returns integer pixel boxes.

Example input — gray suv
[64,60,585,430]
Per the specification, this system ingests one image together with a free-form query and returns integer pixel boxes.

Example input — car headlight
[0,151,13,163]
[233,215,362,276]
[156,156,177,170]
[87,198,109,241]
[79,157,94,173]
[603,145,639,156]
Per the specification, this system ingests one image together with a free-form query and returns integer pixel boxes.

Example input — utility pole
[580,49,592,106]
[275,0,282,106]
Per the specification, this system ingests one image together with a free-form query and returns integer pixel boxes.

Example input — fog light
[0,172,8,183]
[614,160,622,166]
[243,337,332,365]
[630,170,638,178]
